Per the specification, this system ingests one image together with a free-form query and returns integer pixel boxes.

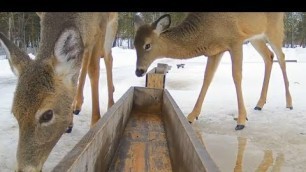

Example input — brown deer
[68,12,117,132]
[134,12,293,130]
[0,12,118,172]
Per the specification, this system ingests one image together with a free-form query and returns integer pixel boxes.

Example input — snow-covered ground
[1,44,306,171]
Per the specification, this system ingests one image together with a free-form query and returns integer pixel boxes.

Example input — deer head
[0,22,84,171]
[134,14,171,77]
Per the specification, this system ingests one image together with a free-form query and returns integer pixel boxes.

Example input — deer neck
[159,13,226,58]
[157,13,205,59]
[36,34,57,61]
[160,31,201,59]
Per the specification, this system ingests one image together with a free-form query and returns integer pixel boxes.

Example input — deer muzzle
[135,68,145,77]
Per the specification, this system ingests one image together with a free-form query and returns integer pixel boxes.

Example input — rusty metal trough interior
[52,64,219,172]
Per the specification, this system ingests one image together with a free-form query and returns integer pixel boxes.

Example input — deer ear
[0,32,32,76]
[54,29,84,85]
[134,13,145,31]
[152,14,171,35]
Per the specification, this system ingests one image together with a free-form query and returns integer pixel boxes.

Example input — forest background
[0,12,304,55]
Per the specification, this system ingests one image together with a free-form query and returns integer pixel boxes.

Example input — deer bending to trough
[134,12,293,130]
[0,12,118,172]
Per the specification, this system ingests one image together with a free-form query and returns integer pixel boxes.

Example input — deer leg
[271,153,285,172]
[250,40,274,110]
[104,50,115,109]
[230,44,247,130]
[234,137,247,172]
[66,51,90,133]
[103,16,117,109]
[65,112,74,133]
[88,50,101,127]
[268,39,293,109]
[187,53,223,123]
[255,150,273,172]
[72,54,90,115]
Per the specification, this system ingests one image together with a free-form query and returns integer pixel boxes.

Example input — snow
[0,56,6,60]
[1,44,306,171]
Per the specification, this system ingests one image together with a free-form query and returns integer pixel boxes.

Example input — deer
[68,12,117,132]
[133,12,293,131]
[0,12,118,172]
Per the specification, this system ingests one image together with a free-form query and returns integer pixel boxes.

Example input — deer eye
[144,43,151,51]
[39,110,53,123]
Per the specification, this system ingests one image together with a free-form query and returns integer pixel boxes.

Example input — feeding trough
[52,64,219,172]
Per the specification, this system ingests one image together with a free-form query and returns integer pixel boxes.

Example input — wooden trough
[52,64,219,172]
[52,87,219,172]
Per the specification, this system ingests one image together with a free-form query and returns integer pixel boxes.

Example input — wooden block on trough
[146,63,171,89]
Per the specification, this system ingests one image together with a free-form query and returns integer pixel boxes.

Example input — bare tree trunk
[18,12,26,51]
[299,36,304,47]
[129,38,134,49]
[119,37,122,47]
[8,12,13,40]
[290,13,294,48]
[112,36,117,47]
[22,13,26,52]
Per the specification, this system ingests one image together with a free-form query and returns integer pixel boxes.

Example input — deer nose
[135,69,145,77]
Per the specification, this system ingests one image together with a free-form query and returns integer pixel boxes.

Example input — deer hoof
[196,117,199,120]
[73,109,80,115]
[254,106,262,111]
[235,125,245,130]
[287,107,293,110]
[66,126,73,133]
